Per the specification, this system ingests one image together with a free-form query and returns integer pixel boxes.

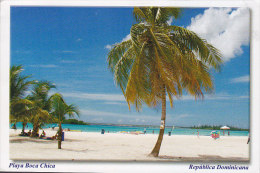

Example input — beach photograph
[8,6,250,162]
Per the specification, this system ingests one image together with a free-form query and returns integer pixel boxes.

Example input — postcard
[0,0,259,172]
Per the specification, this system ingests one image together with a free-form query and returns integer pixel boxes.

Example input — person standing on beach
[197,130,199,138]
[144,128,146,134]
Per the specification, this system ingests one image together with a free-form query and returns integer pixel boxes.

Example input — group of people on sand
[39,131,58,140]
[20,129,59,140]
[19,130,32,136]
[39,130,60,140]
[20,129,41,137]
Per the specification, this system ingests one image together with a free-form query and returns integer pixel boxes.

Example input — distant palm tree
[108,7,222,157]
[28,81,56,137]
[10,65,34,129]
[50,93,80,149]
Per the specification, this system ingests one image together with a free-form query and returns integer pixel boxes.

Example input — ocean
[10,122,249,136]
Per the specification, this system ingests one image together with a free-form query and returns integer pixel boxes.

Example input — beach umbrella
[220,126,230,136]
[220,126,230,130]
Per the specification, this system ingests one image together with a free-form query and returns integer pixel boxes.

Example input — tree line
[62,119,88,125]
[190,125,249,131]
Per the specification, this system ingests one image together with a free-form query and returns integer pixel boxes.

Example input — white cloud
[105,44,112,50]
[28,64,57,68]
[172,114,193,121]
[76,38,82,42]
[79,109,162,125]
[167,17,173,25]
[79,108,197,126]
[230,75,250,83]
[62,92,125,102]
[14,50,32,54]
[103,101,127,105]
[105,34,131,50]
[61,92,248,103]
[187,8,250,61]
[80,109,156,119]
[81,109,122,117]
[92,118,103,122]
[176,94,249,101]
[54,50,75,53]
[61,50,74,53]
[121,34,131,42]
[60,60,76,64]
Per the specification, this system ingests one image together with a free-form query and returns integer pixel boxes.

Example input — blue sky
[11,7,250,128]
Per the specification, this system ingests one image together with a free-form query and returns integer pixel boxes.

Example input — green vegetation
[190,125,249,131]
[10,65,80,149]
[51,93,80,149]
[10,65,35,132]
[63,119,88,125]
[27,81,56,137]
[108,7,223,157]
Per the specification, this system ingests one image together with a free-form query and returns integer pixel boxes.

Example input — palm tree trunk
[58,121,62,149]
[32,123,39,137]
[22,122,27,135]
[149,85,166,157]
[11,123,17,129]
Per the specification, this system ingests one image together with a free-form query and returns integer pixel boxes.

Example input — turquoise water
[10,122,249,136]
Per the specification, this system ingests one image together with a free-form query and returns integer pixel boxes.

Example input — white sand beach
[9,129,249,161]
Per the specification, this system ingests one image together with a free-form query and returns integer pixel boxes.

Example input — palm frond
[170,26,223,71]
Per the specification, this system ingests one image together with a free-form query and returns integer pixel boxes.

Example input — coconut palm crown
[108,7,223,157]
[10,65,33,101]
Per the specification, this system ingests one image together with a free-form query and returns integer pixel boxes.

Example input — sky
[11,7,250,128]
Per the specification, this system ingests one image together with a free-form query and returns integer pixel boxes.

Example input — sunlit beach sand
[9,129,249,161]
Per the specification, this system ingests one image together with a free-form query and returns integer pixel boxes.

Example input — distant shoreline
[10,122,249,132]
[87,123,249,131]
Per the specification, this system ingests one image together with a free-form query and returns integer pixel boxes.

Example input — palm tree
[28,81,56,137]
[107,7,223,157]
[10,65,34,129]
[10,98,33,134]
[50,93,80,149]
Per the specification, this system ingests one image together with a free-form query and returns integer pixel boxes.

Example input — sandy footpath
[9,129,249,161]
